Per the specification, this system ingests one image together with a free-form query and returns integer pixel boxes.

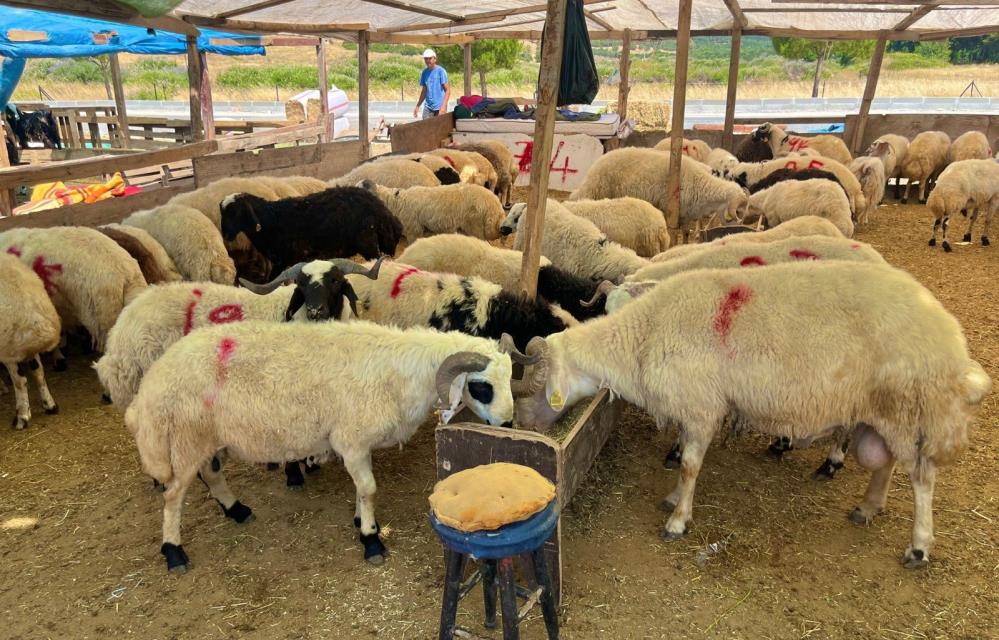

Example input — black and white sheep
[927,158,999,250]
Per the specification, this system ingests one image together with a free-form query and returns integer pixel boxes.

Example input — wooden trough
[435,388,622,605]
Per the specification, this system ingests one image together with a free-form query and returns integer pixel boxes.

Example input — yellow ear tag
[549,390,565,411]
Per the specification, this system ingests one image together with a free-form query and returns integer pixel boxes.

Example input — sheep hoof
[982,236,991,247]
[304,461,321,474]
[222,500,254,524]
[361,532,387,564]
[53,359,67,372]
[353,516,361,528]
[928,238,936,247]
[660,526,688,542]
[902,547,929,569]
[44,404,59,415]
[901,199,908,205]
[663,444,682,469]
[161,543,192,573]
[152,479,166,492]
[963,233,972,242]
[812,459,843,481]
[286,483,304,492]
[942,241,952,253]
[659,498,677,513]
[100,393,112,405]
[12,415,29,430]
[848,507,874,526]
[766,437,792,460]
[266,462,280,471]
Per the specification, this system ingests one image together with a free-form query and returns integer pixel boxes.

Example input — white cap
[422,48,436,58]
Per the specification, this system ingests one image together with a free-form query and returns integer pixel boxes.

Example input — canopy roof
[0,6,264,58]
[7,0,997,43]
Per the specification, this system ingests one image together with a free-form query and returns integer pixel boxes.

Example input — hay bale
[607,100,671,131]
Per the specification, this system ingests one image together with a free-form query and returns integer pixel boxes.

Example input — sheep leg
[25,356,58,415]
[3,361,30,430]
[284,461,305,490]
[962,207,978,243]
[661,429,711,540]
[902,458,936,568]
[52,340,67,372]
[813,428,850,480]
[848,459,895,525]
[198,456,253,524]
[918,179,928,205]
[929,216,942,247]
[901,179,912,205]
[981,207,993,246]
[343,451,386,564]
[160,471,196,573]
[940,216,952,253]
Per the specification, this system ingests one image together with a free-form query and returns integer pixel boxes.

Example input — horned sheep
[561,197,671,257]
[900,131,951,204]
[123,204,236,285]
[927,158,999,251]
[125,320,540,570]
[514,261,991,568]
[360,181,505,244]
[98,224,183,285]
[748,179,854,237]
[0,253,60,429]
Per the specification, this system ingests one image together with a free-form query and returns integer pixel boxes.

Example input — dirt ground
[2,201,997,640]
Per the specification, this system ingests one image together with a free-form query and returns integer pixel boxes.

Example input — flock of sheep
[0,122,992,578]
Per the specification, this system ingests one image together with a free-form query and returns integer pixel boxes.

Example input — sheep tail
[123,271,147,306]
[125,401,174,485]
[962,359,992,406]
[655,226,672,253]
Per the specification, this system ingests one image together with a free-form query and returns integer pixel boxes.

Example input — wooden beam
[770,0,999,4]
[722,27,742,152]
[449,16,547,34]
[108,53,130,149]
[665,0,693,240]
[369,32,476,45]
[584,8,614,31]
[183,15,369,33]
[4,0,199,35]
[360,0,463,20]
[721,0,749,28]
[214,0,297,19]
[381,0,613,33]
[616,29,631,123]
[0,121,14,216]
[895,2,943,30]
[851,34,888,154]
[358,30,371,159]
[744,7,910,12]
[519,0,568,300]
[463,43,473,96]
[185,36,215,142]
[317,38,331,141]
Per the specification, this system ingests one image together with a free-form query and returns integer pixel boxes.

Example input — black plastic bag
[540,0,599,106]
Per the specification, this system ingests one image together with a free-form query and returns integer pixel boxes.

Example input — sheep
[364,152,462,185]
[344,259,572,350]
[570,148,749,231]
[750,122,853,165]
[397,234,606,321]
[733,130,775,163]
[900,131,951,204]
[653,137,712,163]
[869,134,909,200]
[427,148,498,189]
[0,226,146,353]
[504,200,649,282]
[330,158,444,189]
[1,254,60,429]
[514,260,992,568]
[650,216,845,263]
[359,181,505,244]
[747,167,844,196]
[748,179,854,237]
[705,148,738,174]
[449,141,517,204]
[125,320,540,570]
[927,158,999,251]
[98,224,183,285]
[123,203,236,285]
[219,187,402,279]
[848,155,887,225]
[170,177,281,228]
[561,197,671,257]
[949,130,992,163]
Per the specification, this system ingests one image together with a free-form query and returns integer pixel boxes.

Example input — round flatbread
[429,462,556,533]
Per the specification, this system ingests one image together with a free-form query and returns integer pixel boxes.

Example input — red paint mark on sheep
[807,159,825,169]
[739,256,766,267]
[390,267,421,299]
[712,285,753,346]
[183,288,204,335]
[208,304,244,325]
[789,249,819,260]
[31,256,62,295]
[850,243,860,250]
[441,155,457,169]
[682,143,689,154]
[6,246,21,257]
[784,160,798,170]
[205,336,238,408]
[788,137,809,152]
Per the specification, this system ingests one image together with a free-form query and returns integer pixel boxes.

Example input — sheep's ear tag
[255,223,262,232]
[438,402,464,425]
[549,390,565,411]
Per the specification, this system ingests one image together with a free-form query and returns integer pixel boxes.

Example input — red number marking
[784,160,798,170]
[807,159,825,169]
[183,288,204,335]
[789,249,819,260]
[682,144,689,154]
[712,285,753,346]
[739,256,766,267]
[441,155,457,169]
[850,243,860,250]
[390,267,421,299]
[514,140,533,174]
[208,304,245,325]
[788,137,809,151]
[6,246,21,257]
[31,256,63,295]
[205,336,238,408]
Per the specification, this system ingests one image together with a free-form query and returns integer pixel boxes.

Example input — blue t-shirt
[420,65,449,111]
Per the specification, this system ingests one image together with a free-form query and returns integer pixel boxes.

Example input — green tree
[949,35,999,64]
[437,40,522,97]
[772,38,875,97]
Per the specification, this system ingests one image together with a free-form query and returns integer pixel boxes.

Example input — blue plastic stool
[431,500,560,640]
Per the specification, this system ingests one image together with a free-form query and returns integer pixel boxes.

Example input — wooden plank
[665,0,693,239]
[193,140,363,186]
[215,0,297,19]
[199,51,216,142]
[183,15,368,32]
[722,0,749,27]
[0,141,216,191]
[518,0,568,300]
[771,0,999,4]
[186,35,206,142]
[358,31,371,159]
[463,43,473,96]
[361,0,463,20]
[317,38,331,142]
[382,0,613,33]
[895,2,943,30]
[557,390,621,507]
[583,8,614,30]
[215,122,325,152]
[722,27,742,152]
[851,34,888,154]
[0,181,193,231]
[0,122,14,216]
[616,29,631,123]
[389,112,455,153]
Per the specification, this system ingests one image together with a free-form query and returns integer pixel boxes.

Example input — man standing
[413,48,450,119]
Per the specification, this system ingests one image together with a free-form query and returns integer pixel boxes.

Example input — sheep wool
[653,137,712,163]
[364,182,505,243]
[562,197,671,257]
[0,226,146,352]
[927,158,999,250]
[398,234,551,292]
[749,179,854,237]
[124,203,236,285]
[722,154,865,217]
[766,123,853,165]
[848,156,887,225]
[170,177,281,228]
[99,223,183,284]
[901,131,951,203]
[427,148,498,189]
[331,157,443,189]
[948,130,992,163]
[650,216,844,263]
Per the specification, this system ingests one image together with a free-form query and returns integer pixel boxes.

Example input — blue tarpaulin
[0,7,265,58]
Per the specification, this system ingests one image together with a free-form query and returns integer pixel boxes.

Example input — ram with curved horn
[124,321,516,571]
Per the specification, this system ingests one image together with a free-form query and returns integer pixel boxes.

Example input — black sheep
[734,129,774,163]
[535,265,605,321]
[220,186,403,280]
[748,167,846,197]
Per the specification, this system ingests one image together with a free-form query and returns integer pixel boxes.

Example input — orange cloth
[14,172,128,215]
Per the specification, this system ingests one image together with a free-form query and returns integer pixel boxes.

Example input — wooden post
[317,38,331,141]
[0,121,14,216]
[851,34,887,155]
[185,35,215,141]
[463,43,473,97]
[721,27,741,152]
[665,0,693,240]
[109,53,130,149]
[616,29,631,122]
[518,0,568,299]
[358,31,370,159]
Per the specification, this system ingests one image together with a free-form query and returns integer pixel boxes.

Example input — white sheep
[570,148,749,232]
[515,261,992,568]
[427,148,498,189]
[171,177,281,228]
[561,197,670,257]
[949,130,992,163]
[927,158,999,250]
[331,157,443,189]
[361,181,505,243]
[870,134,909,200]
[705,148,738,174]
[505,199,649,282]
[848,156,886,225]
[125,320,536,570]
[123,203,237,285]
[901,131,951,204]
[452,139,518,203]
[653,137,712,163]
[760,123,853,165]
[373,153,461,185]
[1,254,60,429]
[0,226,146,353]
[650,216,844,263]
[748,179,854,237]
[99,223,183,284]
